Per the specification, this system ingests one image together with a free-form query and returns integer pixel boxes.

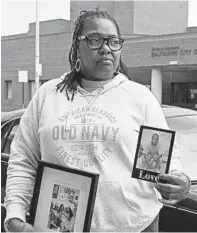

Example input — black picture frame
[131,125,175,183]
[28,160,99,232]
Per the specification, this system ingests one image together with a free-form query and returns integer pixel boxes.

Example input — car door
[1,118,21,202]
[159,109,197,232]
[1,117,21,232]
[1,118,20,155]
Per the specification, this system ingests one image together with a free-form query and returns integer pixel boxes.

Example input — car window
[1,122,14,153]
[166,115,197,181]
[7,124,18,140]
[1,118,20,155]
[165,114,197,213]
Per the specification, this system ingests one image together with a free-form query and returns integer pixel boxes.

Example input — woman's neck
[81,77,112,93]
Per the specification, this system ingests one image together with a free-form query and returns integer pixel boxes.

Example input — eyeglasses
[78,33,124,51]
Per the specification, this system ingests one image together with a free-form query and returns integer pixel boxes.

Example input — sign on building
[190,89,197,94]
[36,64,42,76]
[18,70,28,82]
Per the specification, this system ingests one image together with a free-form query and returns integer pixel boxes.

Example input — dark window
[5,81,12,99]
[171,82,197,105]
[28,80,49,99]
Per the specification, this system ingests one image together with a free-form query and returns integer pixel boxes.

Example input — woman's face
[78,18,122,80]
[60,205,64,211]
[64,208,70,219]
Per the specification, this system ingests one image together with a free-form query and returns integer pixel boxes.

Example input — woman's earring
[75,58,81,72]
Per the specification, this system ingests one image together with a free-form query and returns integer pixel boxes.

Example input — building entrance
[171,82,197,110]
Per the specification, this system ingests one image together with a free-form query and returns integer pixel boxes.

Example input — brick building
[70,1,188,36]
[1,19,72,111]
[1,1,197,111]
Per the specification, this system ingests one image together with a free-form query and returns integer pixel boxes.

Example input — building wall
[127,67,151,85]
[2,1,196,111]
[187,26,197,33]
[1,20,72,111]
[2,28,197,111]
[70,1,134,36]
[70,1,188,36]
[127,67,197,108]
[70,1,115,28]
[2,36,35,111]
[123,31,197,109]
[133,1,188,35]
[28,19,72,36]
[122,33,197,67]
[113,1,134,36]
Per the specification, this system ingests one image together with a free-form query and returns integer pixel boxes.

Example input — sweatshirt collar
[77,73,128,95]
[80,78,111,93]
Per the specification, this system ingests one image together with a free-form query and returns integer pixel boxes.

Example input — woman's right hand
[7,218,35,232]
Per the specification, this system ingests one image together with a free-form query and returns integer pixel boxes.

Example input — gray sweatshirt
[5,73,182,232]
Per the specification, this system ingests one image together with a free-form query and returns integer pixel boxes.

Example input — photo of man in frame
[136,130,172,174]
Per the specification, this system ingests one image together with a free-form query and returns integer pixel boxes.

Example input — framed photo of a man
[28,160,99,232]
[131,125,175,183]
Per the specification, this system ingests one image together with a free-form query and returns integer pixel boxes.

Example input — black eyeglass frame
[78,34,124,51]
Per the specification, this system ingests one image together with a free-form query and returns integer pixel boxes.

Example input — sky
[1,0,197,36]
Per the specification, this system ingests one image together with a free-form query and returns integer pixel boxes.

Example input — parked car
[1,109,26,231]
[1,106,197,231]
[159,105,197,232]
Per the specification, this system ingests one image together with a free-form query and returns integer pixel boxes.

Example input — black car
[159,105,197,232]
[1,107,197,232]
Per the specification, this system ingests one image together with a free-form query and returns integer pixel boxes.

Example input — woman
[56,204,65,228]
[60,207,74,232]
[5,9,190,232]
[48,204,59,230]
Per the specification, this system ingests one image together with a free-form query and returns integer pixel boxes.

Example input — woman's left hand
[155,172,190,205]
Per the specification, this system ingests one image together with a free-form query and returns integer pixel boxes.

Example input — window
[29,80,49,99]
[5,81,12,99]
[29,81,37,99]
[171,82,197,105]
[41,80,49,85]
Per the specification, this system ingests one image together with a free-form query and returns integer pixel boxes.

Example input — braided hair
[56,9,132,100]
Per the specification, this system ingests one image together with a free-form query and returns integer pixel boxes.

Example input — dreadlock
[56,9,132,100]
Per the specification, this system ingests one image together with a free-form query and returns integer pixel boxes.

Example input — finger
[156,189,182,200]
[158,174,185,185]
[19,222,35,232]
[170,172,190,188]
[22,223,35,232]
[158,198,180,206]
[155,183,182,193]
